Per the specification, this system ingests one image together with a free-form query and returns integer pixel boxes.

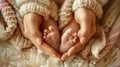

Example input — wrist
[74,7,96,24]
[24,13,43,24]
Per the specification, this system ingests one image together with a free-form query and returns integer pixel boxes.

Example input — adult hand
[23,13,60,59]
[61,8,96,60]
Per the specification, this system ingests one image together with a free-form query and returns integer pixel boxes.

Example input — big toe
[73,33,78,41]
[48,26,55,32]
[43,29,49,36]
[64,29,72,38]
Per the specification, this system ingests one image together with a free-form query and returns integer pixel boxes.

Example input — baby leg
[60,19,80,53]
[42,18,60,52]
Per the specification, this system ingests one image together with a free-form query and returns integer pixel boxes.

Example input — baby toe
[73,38,77,43]
[73,33,77,36]
[43,36,47,39]
[44,29,49,33]
[48,26,54,31]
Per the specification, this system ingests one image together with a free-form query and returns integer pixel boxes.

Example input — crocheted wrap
[0,0,17,40]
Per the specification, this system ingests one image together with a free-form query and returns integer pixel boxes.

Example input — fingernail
[68,50,72,56]
[52,54,57,58]
[80,37,86,44]
[61,53,68,61]
[36,37,42,45]
[62,56,66,61]
[68,52,71,56]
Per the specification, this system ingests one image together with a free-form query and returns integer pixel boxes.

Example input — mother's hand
[61,8,96,60]
[23,13,60,59]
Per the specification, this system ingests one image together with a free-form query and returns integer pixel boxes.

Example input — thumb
[80,37,86,45]
[36,37,42,45]
[78,31,86,45]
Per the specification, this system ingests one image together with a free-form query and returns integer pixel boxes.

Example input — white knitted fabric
[13,0,58,21]
[59,0,74,30]
[19,2,50,20]
[49,1,59,21]
[97,0,109,6]
[0,1,17,40]
[15,0,50,7]
[72,0,103,19]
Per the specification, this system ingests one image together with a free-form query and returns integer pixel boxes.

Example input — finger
[75,8,92,45]
[28,29,42,45]
[35,37,42,45]
[90,14,96,36]
[68,42,82,56]
[79,19,91,44]
[30,33,61,59]
[31,36,61,59]
[83,14,96,43]
[61,52,69,61]
[37,42,61,59]
[28,31,60,58]
[77,15,96,55]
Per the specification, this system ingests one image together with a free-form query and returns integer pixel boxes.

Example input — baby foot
[43,26,60,52]
[60,29,78,53]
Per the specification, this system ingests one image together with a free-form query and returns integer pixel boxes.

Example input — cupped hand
[61,8,96,60]
[23,13,60,59]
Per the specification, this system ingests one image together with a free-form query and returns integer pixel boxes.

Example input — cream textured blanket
[0,40,120,67]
